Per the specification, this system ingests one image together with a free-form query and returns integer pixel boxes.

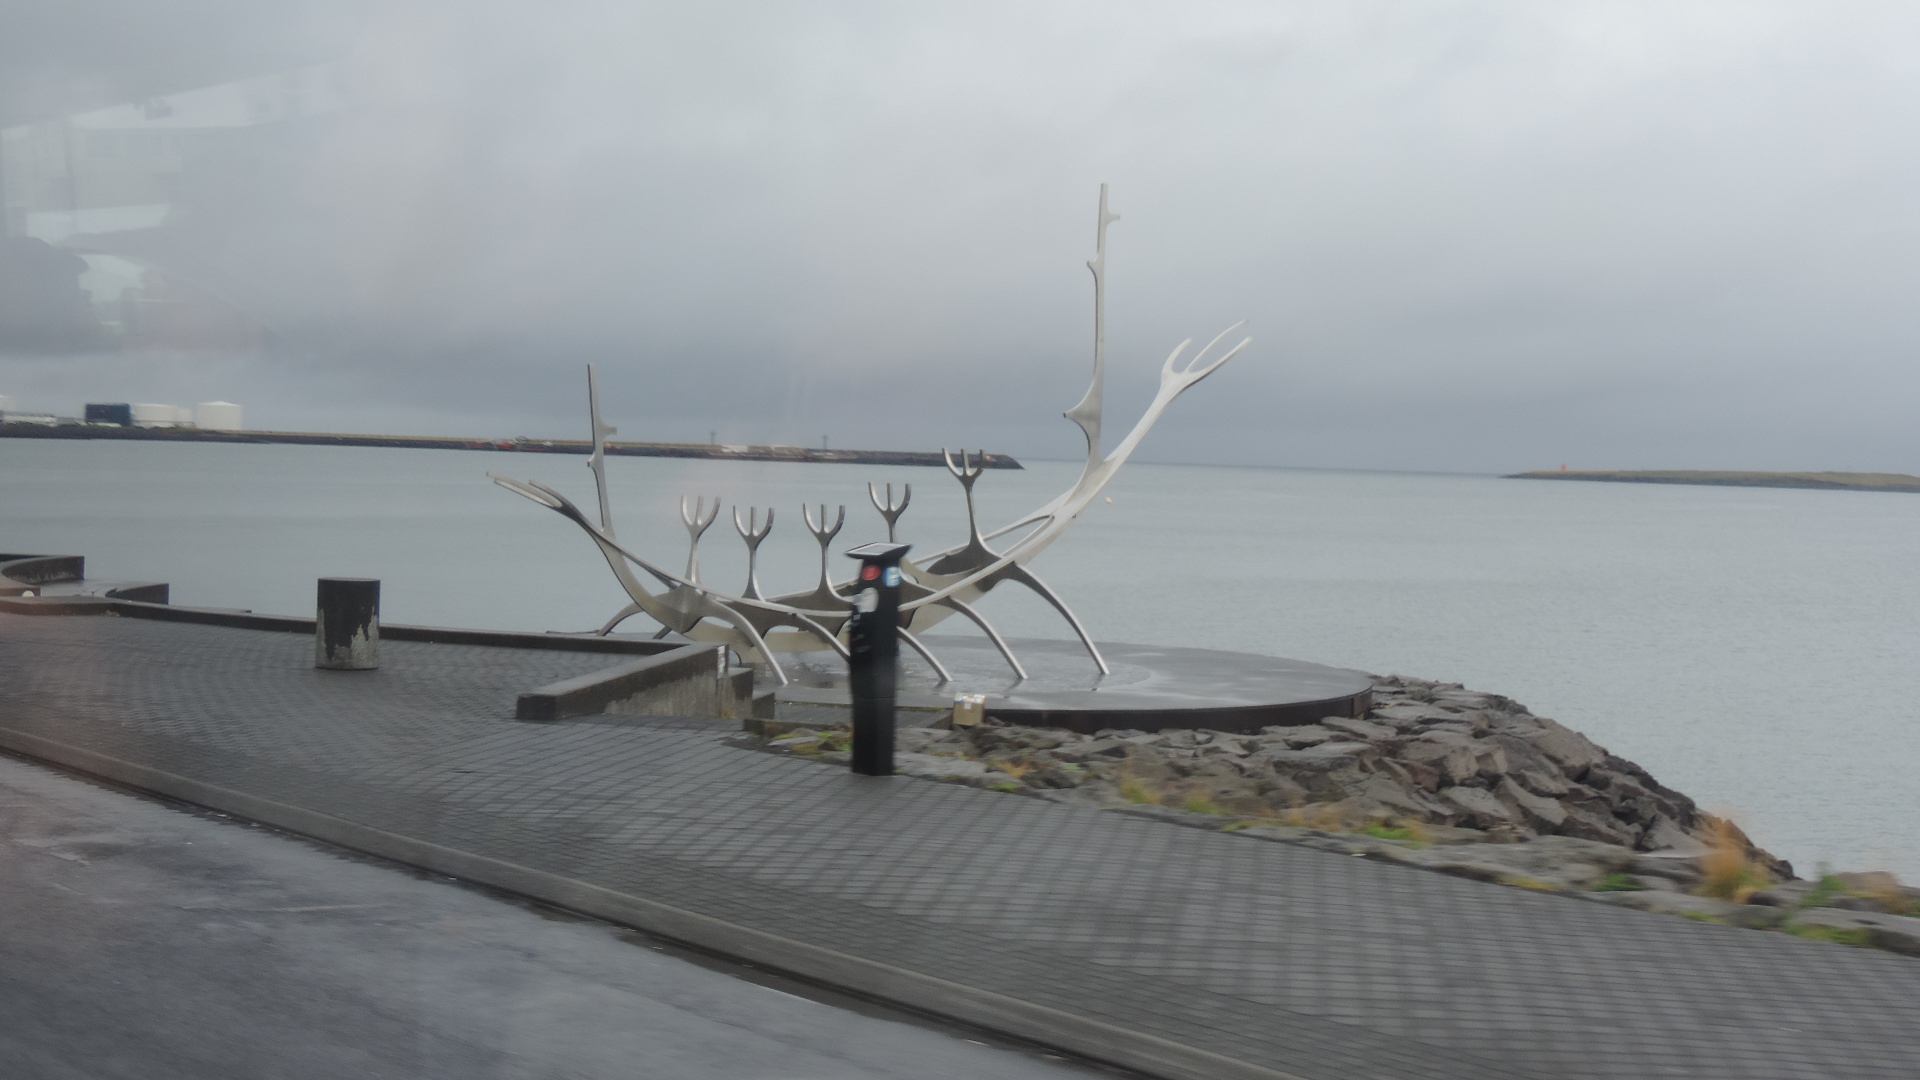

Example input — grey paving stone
[3,613,1919,1079]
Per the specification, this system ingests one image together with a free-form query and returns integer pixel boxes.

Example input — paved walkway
[2,612,1917,1080]
[0,753,1104,1080]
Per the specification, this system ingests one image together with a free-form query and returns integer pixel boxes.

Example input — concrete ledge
[0,552,164,609]
[991,690,1374,735]
[0,555,675,657]
[516,644,726,721]
[0,584,171,612]
[0,553,85,586]
[116,600,684,655]
[0,596,114,616]
[6,598,679,655]
[100,582,170,603]
[0,726,1302,1080]
[379,623,677,656]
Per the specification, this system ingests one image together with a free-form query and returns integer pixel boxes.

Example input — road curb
[0,724,1304,1080]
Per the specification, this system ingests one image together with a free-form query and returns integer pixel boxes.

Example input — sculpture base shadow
[769,637,1373,735]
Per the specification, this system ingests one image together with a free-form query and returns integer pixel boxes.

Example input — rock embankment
[739,675,1920,954]
[791,675,1787,875]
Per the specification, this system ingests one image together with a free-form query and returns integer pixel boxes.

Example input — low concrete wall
[0,554,84,588]
[111,601,681,656]
[0,555,741,720]
[101,582,170,603]
[0,591,679,657]
[0,554,168,607]
[0,596,112,615]
[990,691,1373,735]
[516,644,730,722]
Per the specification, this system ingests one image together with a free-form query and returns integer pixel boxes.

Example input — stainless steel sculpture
[490,186,1249,684]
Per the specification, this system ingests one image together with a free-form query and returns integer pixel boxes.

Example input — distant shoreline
[1507,469,1920,493]
[0,422,1021,470]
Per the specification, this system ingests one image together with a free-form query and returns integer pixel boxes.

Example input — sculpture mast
[1064,184,1119,475]
[586,364,618,538]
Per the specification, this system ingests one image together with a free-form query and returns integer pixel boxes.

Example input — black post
[316,578,380,670]
[843,542,909,776]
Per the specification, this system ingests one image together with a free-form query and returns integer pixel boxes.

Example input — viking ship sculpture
[490,186,1250,685]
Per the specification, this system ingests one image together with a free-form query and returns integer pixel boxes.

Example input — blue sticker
[883,566,902,588]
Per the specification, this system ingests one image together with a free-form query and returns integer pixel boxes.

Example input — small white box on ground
[195,401,243,430]
[951,693,986,727]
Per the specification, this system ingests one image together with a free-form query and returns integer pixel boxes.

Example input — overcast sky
[5,0,1919,473]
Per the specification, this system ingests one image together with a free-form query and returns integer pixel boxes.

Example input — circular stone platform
[770,637,1373,734]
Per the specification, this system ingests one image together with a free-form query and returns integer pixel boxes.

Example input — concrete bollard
[315,578,380,670]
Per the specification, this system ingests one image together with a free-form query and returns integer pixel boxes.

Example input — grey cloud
[4,1,1918,472]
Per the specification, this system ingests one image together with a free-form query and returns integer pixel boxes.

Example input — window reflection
[1,64,342,355]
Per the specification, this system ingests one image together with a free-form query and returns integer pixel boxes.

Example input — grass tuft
[1801,874,1845,910]
[989,759,1033,782]
[1593,872,1647,893]
[1501,875,1562,892]
[1303,804,1346,832]
[1786,924,1872,947]
[1361,820,1429,844]
[1183,794,1225,816]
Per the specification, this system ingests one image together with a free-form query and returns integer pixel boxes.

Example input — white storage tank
[195,401,243,431]
[132,403,194,427]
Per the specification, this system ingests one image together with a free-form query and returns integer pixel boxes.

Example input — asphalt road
[0,753,1113,1080]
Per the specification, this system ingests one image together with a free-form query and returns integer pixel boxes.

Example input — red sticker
[861,565,880,580]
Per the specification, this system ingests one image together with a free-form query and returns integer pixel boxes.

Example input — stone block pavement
[1,611,1917,1080]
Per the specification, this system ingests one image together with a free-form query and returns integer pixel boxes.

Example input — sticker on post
[882,566,901,588]
[853,588,879,612]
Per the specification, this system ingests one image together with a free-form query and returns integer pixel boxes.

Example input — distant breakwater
[1507,469,1920,493]
[0,422,1021,469]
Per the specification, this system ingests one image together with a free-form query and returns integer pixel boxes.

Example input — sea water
[4,439,1916,878]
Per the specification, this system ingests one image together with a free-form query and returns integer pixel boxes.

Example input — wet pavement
[2,611,1918,1080]
[0,753,1111,1080]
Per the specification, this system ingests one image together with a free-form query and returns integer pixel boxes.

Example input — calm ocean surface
[5,439,1917,879]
